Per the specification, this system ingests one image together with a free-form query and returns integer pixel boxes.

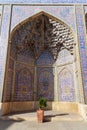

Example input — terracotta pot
[37,109,44,123]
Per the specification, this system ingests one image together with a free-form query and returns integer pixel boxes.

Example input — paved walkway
[0,111,87,130]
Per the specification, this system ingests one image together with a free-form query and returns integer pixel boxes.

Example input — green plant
[39,98,47,109]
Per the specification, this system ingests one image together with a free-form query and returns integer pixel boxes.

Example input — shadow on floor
[3,110,36,116]
[0,115,25,130]
[44,113,69,122]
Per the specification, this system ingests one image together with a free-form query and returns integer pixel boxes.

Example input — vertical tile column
[54,66,58,101]
[0,5,12,102]
[75,5,87,103]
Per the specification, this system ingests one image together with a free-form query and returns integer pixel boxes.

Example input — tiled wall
[37,51,54,66]
[17,53,35,66]
[1,0,87,3]
[8,5,76,102]
[11,5,76,31]
[4,70,13,101]
[37,52,54,100]
[84,6,87,55]
[0,5,11,101]
[14,65,34,101]
[76,6,87,103]
[0,5,76,102]
[59,68,75,102]
[0,5,3,100]
[37,68,54,100]
[0,3,87,103]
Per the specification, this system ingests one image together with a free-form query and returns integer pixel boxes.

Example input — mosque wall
[0,3,87,114]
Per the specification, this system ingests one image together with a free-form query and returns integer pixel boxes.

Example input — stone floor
[0,111,87,130]
[1,110,83,122]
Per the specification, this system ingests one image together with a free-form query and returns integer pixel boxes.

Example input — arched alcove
[3,11,77,113]
[37,70,54,100]
[37,50,54,66]
[15,68,34,101]
[58,68,75,102]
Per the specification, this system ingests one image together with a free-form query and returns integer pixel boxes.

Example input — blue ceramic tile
[0,0,87,3]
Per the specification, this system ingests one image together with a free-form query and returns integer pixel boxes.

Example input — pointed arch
[10,11,76,60]
[4,11,76,103]
[37,69,54,100]
[58,68,75,102]
[10,11,75,38]
[37,50,54,66]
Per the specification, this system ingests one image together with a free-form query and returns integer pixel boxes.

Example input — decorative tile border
[0,0,87,4]
[76,5,87,103]
[0,5,11,101]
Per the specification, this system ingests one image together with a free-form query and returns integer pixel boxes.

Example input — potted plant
[37,98,47,123]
